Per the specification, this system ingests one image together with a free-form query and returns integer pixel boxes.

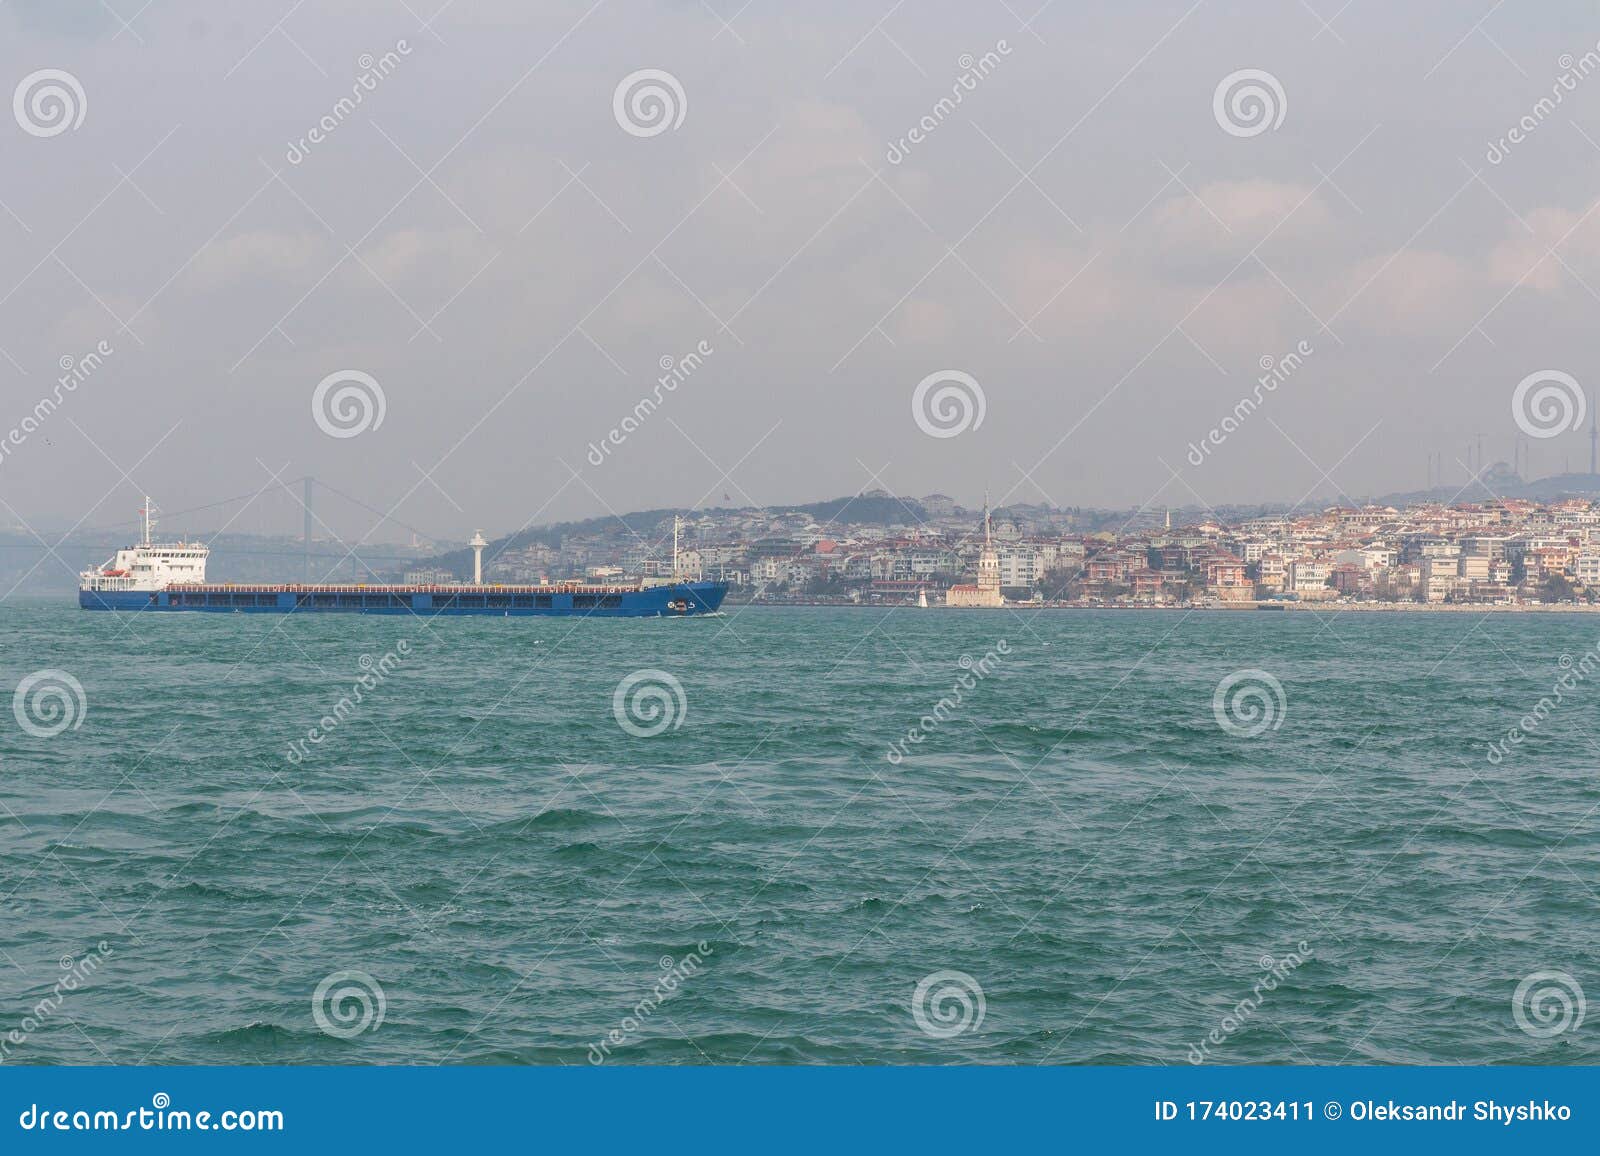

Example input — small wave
[1452,823,1553,848]
[204,1021,312,1049]
[843,896,886,913]
[518,807,613,833]
[162,879,263,902]
[553,840,603,857]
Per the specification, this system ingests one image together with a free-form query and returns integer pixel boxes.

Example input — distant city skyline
[16,447,1600,553]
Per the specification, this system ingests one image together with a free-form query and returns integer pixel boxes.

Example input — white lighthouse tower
[469,529,488,584]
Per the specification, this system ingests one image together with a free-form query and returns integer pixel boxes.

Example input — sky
[4,0,1600,542]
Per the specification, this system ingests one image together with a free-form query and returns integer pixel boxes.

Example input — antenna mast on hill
[1590,388,1597,476]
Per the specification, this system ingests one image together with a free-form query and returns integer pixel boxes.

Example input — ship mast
[141,496,153,546]
[672,515,681,581]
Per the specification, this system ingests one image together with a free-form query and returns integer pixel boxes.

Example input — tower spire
[983,491,991,546]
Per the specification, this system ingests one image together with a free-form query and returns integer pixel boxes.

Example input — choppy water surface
[2,602,1597,1065]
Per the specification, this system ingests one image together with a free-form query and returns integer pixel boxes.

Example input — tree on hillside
[1541,573,1576,603]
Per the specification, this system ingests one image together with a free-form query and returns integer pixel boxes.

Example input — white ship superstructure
[78,497,209,594]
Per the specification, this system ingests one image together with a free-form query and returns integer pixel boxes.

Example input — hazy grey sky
[4,0,1600,541]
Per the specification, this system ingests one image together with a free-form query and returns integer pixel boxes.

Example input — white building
[1286,558,1331,594]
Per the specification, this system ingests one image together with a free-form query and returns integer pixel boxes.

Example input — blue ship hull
[79,581,728,618]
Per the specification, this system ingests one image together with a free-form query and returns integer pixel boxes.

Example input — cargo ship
[79,501,726,618]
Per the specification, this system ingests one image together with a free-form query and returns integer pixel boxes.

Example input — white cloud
[189,231,331,289]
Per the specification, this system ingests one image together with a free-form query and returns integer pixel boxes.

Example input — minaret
[977,494,1001,602]
[469,529,487,584]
